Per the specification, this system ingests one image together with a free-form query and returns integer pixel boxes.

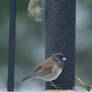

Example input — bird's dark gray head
[51,53,67,68]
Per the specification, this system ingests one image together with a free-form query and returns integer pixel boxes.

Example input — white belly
[42,65,62,81]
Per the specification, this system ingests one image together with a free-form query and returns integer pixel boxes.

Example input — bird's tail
[22,75,32,82]
[75,76,92,92]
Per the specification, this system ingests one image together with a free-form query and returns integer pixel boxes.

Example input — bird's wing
[22,58,55,82]
[32,58,55,76]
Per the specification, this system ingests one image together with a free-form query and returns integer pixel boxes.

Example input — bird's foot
[49,81,61,89]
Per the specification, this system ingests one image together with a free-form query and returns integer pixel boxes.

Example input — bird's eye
[57,55,63,59]
[57,55,66,61]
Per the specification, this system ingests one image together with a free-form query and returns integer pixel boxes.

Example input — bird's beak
[62,57,67,61]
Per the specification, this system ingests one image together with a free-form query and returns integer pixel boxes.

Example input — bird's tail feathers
[22,75,32,82]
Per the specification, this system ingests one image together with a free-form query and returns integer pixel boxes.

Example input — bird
[28,0,42,22]
[22,53,92,91]
[22,53,66,88]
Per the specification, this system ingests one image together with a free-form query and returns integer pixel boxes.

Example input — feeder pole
[7,0,16,91]
[45,0,76,90]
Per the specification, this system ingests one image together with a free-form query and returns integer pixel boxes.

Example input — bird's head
[51,53,67,68]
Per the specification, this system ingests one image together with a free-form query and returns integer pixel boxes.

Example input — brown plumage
[22,53,66,88]
[22,56,64,82]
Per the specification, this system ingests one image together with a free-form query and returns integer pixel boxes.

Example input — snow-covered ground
[0,80,91,92]
[0,67,92,92]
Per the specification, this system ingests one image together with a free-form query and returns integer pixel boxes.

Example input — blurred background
[0,0,92,91]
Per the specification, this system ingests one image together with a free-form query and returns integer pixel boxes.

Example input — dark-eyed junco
[22,53,92,91]
[28,0,42,22]
[22,53,66,88]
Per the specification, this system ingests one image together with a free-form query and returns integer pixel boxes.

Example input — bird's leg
[49,81,60,89]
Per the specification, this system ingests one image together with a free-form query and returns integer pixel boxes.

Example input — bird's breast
[42,65,62,81]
